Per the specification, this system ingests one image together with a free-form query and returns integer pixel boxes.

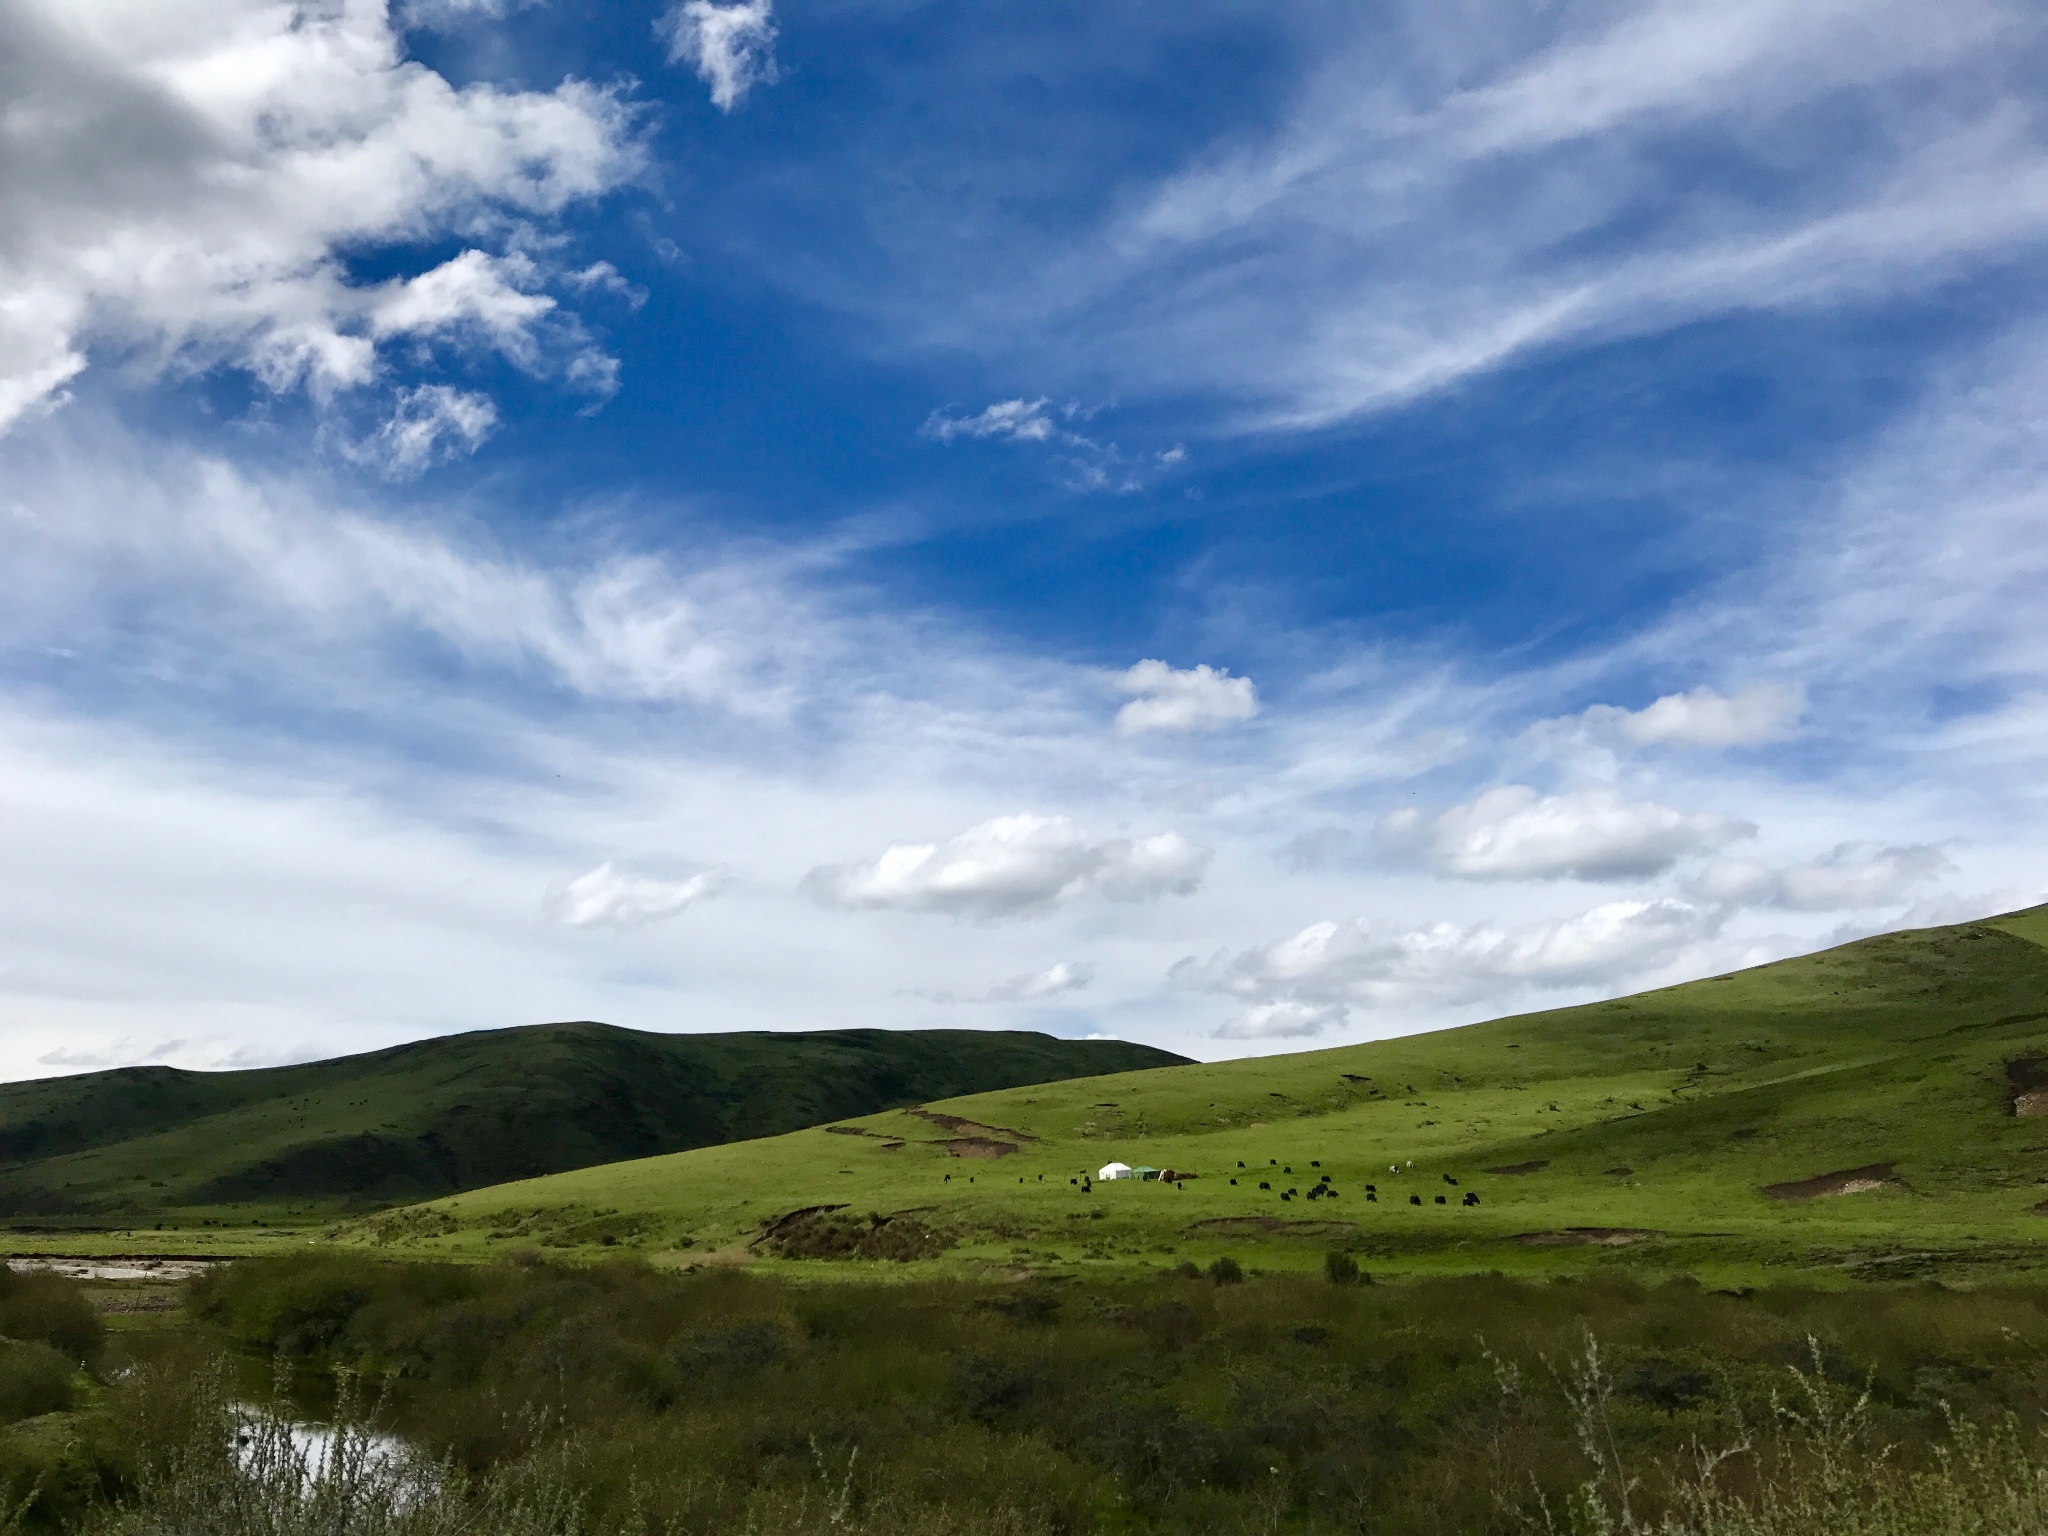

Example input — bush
[0,1269,102,1365]
[1207,1256,1243,1285]
[0,1342,73,1425]
[1323,1249,1362,1286]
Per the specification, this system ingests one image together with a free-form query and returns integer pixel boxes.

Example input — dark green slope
[0,1025,1186,1222]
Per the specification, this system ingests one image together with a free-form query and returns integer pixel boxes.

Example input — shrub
[1323,1249,1362,1286]
[0,1342,73,1425]
[1207,1256,1244,1285]
[0,1269,102,1365]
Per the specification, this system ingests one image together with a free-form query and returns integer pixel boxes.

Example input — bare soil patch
[1761,1163,1897,1200]
[2006,1057,2048,1116]
[750,1204,849,1247]
[1513,1228,1657,1248]
[1487,1161,1549,1175]
[934,1137,1016,1159]
[756,1208,955,1261]
[908,1109,1037,1142]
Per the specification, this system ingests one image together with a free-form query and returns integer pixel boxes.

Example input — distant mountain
[0,1025,1188,1223]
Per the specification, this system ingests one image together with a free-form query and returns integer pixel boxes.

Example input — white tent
[1098,1161,1133,1181]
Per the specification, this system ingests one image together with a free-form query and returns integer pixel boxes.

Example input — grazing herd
[1008,1154,1487,1213]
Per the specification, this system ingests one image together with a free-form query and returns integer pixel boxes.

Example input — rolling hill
[341,905,2048,1284]
[0,1025,1186,1224]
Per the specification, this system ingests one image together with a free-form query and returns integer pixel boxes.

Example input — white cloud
[1376,785,1754,881]
[1176,898,1722,1016]
[1113,660,1260,735]
[400,0,536,28]
[1583,683,1807,748]
[804,813,1209,921]
[2,435,826,715]
[367,252,557,365]
[922,398,1056,443]
[1212,999,1346,1041]
[661,0,779,113]
[796,0,2046,431]
[0,0,635,434]
[917,960,1096,1006]
[1691,842,1951,910]
[983,960,1093,1002]
[544,863,726,929]
[350,385,498,478]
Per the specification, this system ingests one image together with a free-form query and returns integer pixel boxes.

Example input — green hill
[344,906,2048,1284]
[0,1025,1186,1224]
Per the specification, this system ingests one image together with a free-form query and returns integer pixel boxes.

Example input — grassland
[0,1026,1183,1227]
[332,906,2048,1283]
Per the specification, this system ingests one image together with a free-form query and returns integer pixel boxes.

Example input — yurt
[1097,1161,1134,1181]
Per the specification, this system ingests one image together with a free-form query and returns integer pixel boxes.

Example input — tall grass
[10,1258,2048,1533]
[1541,1335,2048,1536]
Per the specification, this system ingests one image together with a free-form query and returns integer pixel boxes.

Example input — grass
[7,1254,2048,1533]
[0,1027,1184,1227]
[89,1256,2048,1535]
[318,904,2048,1283]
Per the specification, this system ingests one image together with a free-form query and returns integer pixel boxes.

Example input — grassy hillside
[345,906,2048,1283]
[0,1025,1185,1225]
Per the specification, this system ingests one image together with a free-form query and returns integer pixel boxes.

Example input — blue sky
[3,0,2047,1074]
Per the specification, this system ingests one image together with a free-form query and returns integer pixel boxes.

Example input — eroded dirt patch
[908,1109,1037,1142]
[756,1208,954,1261]
[1487,1161,1549,1175]
[2007,1058,2048,1116]
[937,1137,1017,1159]
[1513,1228,1657,1248]
[1761,1163,1897,1200]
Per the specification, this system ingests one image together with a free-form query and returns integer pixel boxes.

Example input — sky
[2,0,2047,1077]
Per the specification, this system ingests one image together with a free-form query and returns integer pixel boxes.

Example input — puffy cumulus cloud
[1376,785,1754,882]
[1692,842,1951,911]
[544,863,726,929]
[661,0,779,113]
[1175,899,1720,1016]
[347,385,498,479]
[804,813,1209,921]
[1583,684,1808,749]
[1212,999,1347,1041]
[0,0,636,435]
[921,398,1057,443]
[1113,660,1260,736]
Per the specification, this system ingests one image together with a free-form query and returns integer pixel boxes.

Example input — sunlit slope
[351,909,2048,1280]
[0,1025,1186,1223]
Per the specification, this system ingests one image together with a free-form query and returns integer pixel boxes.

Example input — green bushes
[151,1255,2048,1535]
[0,1270,102,1367]
[0,1344,74,1427]
[4,1256,2047,1533]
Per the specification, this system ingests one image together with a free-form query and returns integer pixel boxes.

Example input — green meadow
[0,1027,1180,1230]
[326,904,2048,1284]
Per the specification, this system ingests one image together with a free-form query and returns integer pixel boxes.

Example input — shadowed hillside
[0,1025,1187,1223]
[353,904,2048,1283]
